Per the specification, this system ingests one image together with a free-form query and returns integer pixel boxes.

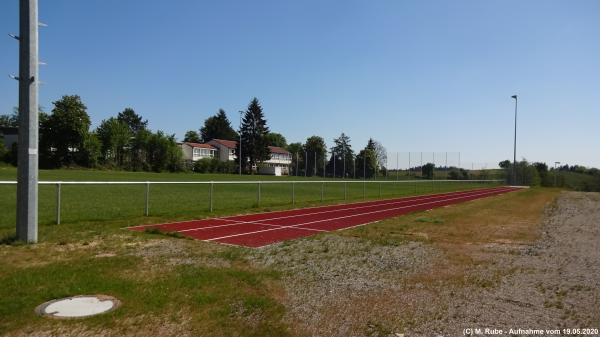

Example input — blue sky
[1,0,599,168]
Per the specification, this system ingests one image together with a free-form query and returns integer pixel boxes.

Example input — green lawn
[0,166,500,240]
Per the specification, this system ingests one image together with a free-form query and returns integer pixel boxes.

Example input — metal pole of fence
[342,144,346,179]
[56,183,61,224]
[344,181,347,201]
[144,182,150,216]
[304,151,307,177]
[292,182,295,206]
[209,182,213,212]
[396,152,399,180]
[321,181,324,202]
[333,152,336,179]
[379,182,382,198]
[363,180,366,200]
[353,157,356,179]
[257,182,261,207]
[408,152,411,179]
[314,151,317,176]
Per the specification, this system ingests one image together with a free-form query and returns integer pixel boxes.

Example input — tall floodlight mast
[15,0,40,243]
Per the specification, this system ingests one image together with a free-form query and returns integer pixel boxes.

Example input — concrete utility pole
[512,95,518,185]
[16,0,39,243]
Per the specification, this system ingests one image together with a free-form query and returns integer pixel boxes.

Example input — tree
[287,142,303,176]
[200,109,238,142]
[237,98,270,173]
[80,132,101,168]
[146,131,183,172]
[265,132,287,148]
[117,108,148,134]
[499,160,511,169]
[184,130,201,143]
[370,139,387,174]
[327,133,354,178]
[355,148,377,179]
[303,136,326,176]
[129,128,152,171]
[0,108,18,127]
[422,163,435,179]
[41,95,91,167]
[97,117,132,166]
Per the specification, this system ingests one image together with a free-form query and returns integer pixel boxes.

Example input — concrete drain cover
[36,295,120,318]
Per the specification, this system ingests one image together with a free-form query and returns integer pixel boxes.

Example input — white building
[179,142,217,162]
[207,139,237,162]
[203,138,292,175]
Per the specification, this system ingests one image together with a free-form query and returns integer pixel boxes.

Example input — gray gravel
[250,192,600,337]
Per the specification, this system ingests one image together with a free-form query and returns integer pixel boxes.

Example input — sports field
[128,186,518,247]
[0,166,500,233]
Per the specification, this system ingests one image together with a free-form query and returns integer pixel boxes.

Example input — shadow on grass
[143,227,187,239]
[0,233,24,246]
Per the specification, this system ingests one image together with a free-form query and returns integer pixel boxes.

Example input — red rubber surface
[128,186,519,247]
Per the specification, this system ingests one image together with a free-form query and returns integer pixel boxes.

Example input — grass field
[0,167,499,240]
[0,182,558,336]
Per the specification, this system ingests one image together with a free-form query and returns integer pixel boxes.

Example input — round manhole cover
[36,295,120,318]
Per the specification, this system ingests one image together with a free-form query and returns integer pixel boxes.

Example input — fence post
[379,182,382,198]
[321,181,324,202]
[257,181,261,207]
[144,182,150,216]
[344,181,347,201]
[209,182,213,212]
[56,183,61,224]
[363,181,366,199]
[292,182,295,206]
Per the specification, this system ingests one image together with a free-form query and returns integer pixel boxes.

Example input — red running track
[127,186,519,248]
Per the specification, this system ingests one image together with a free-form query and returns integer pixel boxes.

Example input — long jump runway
[127,186,519,248]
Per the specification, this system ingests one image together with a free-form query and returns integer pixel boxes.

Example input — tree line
[1,95,392,177]
[0,95,182,172]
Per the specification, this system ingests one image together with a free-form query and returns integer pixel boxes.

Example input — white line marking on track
[177,218,326,233]
[175,187,509,233]
[123,187,504,230]
[207,188,514,242]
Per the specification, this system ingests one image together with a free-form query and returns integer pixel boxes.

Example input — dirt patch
[250,235,439,336]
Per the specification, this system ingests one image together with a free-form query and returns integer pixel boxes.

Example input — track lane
[211,187,516,247]
[127,186,519,247]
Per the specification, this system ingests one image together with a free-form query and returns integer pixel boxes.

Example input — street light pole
[554,161,561,187]
[511,95,518,184]
[239,111,243,175]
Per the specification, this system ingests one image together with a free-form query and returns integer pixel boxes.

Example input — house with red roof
[179,142,218,162]
[206,139,292,175]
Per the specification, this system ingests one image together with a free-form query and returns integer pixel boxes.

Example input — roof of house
[207,139,290,155]
[209,139,238,149]
[268,146,290,155]
[182,142,216,149]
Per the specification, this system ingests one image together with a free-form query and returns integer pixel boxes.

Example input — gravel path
[251,192,600,337]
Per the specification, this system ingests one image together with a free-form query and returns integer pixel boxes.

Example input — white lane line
[208,188,514,242]
[183,187,508,231]
[123,186,502,230]
[177,218,326,233]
